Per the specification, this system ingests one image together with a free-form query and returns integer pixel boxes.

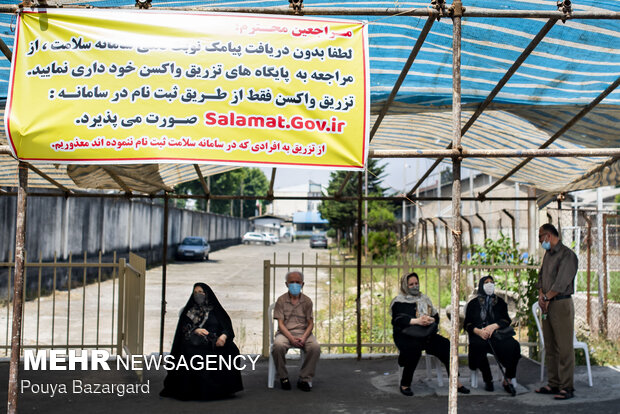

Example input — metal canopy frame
[2,3,620,413]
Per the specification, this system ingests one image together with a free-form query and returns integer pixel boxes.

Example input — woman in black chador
[464,275,521,396]
[160,282,243,400]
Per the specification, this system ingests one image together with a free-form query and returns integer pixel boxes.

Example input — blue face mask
[541,240,551,250]
[288,282,302,296]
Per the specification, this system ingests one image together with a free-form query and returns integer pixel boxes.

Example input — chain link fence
[411,207,620,341]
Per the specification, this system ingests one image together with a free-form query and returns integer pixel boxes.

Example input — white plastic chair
[532,302,592,387]
[267,303,305,388]
[400,352,444,387]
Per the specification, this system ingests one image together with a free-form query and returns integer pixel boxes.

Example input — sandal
[503,381,516,397]
[554,389,574,400]
[535,385,559,394]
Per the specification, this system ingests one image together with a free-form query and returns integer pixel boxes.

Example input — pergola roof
[0,0,618,202]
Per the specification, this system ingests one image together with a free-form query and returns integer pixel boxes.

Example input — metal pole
[502,209,516,247]
[437,168,441,222]
[364,167,368,259]
[602,213,608,336]
[515,183,520,245]
[449,2,463,412]
[262,260,271,357]
[356,172,363,360]
[403,162,407,236]
[0,6,617,18]
[159,193,169,355]
[596,188,605,335]
[371,148,620,158]
[0,37,12,62]
[583,213,592,327]
[8,162,28,414]
[207,176,211,213]
[0,191,538,202]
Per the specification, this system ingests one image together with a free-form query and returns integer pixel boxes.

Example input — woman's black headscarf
[169,282,235,357]
[477,275,496,325]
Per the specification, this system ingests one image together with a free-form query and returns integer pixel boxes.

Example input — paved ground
[2,355,619,413]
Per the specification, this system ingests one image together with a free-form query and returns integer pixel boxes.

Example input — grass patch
[576,271,620,302]
[576,333,620,366]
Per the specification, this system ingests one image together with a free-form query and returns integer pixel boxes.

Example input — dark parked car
[309,234,328,249]
[176,237,210,260]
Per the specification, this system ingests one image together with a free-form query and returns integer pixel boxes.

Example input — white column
[528,186,537,260]
[515,182,520,245]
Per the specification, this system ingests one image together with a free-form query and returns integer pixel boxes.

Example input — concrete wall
[0,194,250,293]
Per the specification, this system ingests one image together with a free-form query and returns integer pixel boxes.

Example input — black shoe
[297,380,312,392]
[503,381,516,397]
[484,381,494,392]
[280,378,291,390]
[458,385,470,394]
[400,386,414,397]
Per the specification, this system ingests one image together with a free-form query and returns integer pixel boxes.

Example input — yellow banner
[5,9,369,170]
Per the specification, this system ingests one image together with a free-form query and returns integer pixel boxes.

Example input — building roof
[249,214,286,222]
[293,211,328,224]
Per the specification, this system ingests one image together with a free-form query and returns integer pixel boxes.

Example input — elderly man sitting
[272,270,320,391]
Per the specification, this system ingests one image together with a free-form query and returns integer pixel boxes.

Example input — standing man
[535,223,578,400]
[272,270,320,391]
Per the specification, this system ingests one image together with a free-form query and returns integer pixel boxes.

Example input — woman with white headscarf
[391,272,470,397]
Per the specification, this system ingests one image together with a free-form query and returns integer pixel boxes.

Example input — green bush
[367,230,398,260]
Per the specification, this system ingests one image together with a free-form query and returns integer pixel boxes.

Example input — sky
[260,158,453,194]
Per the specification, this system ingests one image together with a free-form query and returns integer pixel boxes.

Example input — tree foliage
[174,167,270,217]
[318,159,392,233]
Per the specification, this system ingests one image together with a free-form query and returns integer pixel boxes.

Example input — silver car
[262,233,279,244]
[242,232,271,245]
[176,237,210,261]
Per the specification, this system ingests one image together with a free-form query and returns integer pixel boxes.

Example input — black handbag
[189,332,217,348]
[491,326,515,341]
[402,322,438,339]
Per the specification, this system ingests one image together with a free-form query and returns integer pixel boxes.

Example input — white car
[262,233,279,244]
[242,232,271,245]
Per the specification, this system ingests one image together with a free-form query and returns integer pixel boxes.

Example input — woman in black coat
[160,282,243,400]
[391,272,470,397]
[464,275,521,396]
